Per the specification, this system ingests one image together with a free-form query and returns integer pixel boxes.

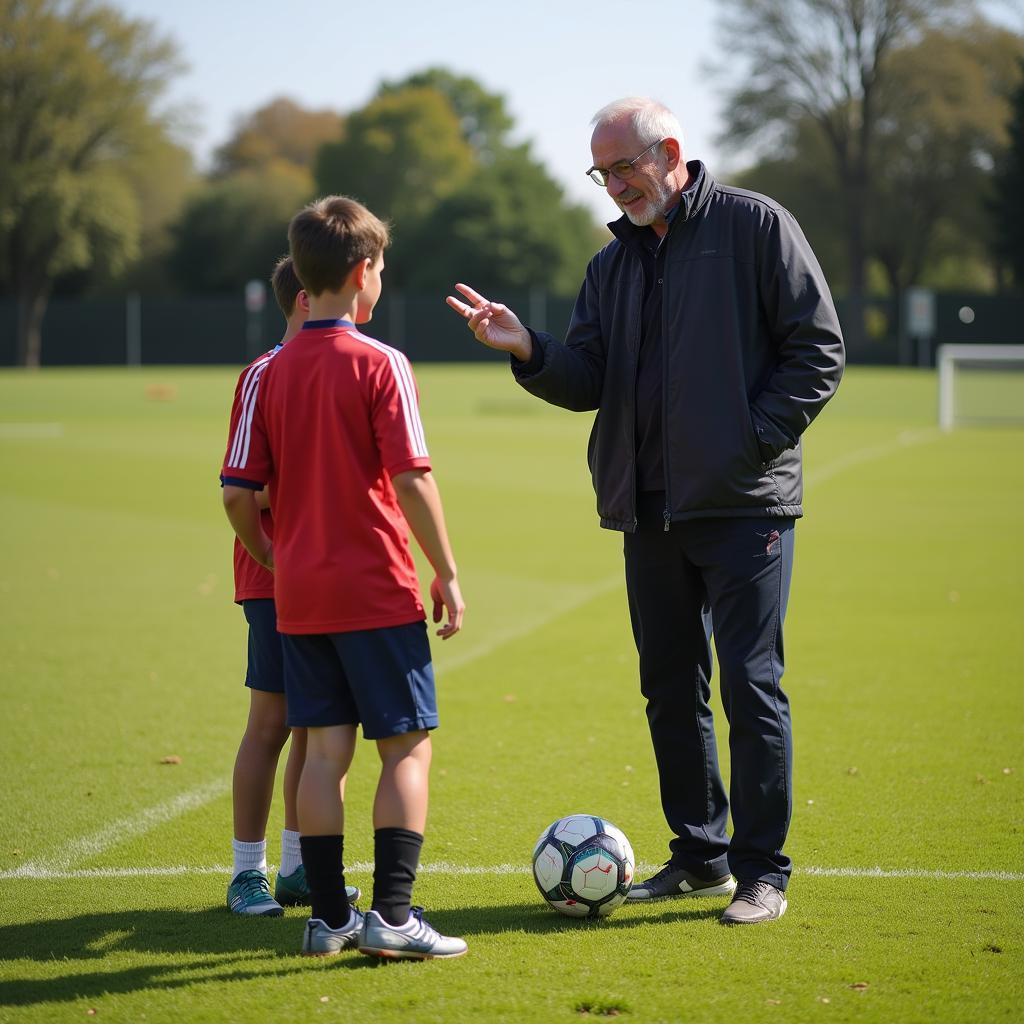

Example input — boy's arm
[223,485,273,569]
[391,468,464,640]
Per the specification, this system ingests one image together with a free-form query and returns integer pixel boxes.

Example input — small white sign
[245,279,266,313]
[905,287,936,337]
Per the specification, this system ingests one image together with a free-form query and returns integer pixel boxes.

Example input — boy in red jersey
[223,257,359,917]
[221,196,467,959]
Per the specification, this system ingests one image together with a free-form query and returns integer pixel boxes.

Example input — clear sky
[113,0,735,223]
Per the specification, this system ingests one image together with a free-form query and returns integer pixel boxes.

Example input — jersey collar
[303,318,355,329]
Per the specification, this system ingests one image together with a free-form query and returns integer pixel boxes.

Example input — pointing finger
[455,282,489,306]
[445,295,473,318]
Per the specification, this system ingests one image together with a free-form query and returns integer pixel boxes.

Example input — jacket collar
[608,160,715,245]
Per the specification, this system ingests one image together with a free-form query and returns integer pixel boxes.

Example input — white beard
[619,177,676,226]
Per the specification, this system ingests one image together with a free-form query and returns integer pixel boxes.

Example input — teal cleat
[274,864,361,907]
[227,869,284,916]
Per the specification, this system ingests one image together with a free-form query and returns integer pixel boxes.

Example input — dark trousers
[623,506,795,889]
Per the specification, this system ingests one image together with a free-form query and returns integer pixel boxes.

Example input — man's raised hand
[445,283,533,362]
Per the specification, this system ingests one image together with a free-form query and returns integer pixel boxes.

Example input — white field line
[440,574,623,672]
[2,861,1022,883]
[4,425,951,883]
[12,779,229,877]
[804,427,941,490]
[0,422,63,439]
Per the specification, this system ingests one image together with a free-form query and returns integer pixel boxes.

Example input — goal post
[937,344,1024,431]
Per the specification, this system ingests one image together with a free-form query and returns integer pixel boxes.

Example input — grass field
[0,364,1022,1024]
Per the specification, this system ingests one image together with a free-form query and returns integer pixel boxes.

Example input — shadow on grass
[430,899,723,937]
[0,954,313,1007]
[0,899,723,1004]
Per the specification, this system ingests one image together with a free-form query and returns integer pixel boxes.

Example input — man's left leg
[696,517,795,924]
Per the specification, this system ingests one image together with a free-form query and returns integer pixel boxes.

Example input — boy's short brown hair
[270,255,303,317]
[288,195,390,297]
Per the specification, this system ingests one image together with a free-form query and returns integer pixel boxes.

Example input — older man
[447,97,844,925]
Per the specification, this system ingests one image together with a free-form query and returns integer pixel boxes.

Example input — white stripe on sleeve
[353,333,429,458]
[227,352,274,469]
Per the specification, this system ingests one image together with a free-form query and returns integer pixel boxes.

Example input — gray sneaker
[301,908,365,956]
[358,907,468,960]
[626,862,737,901]
[720,880,788,925]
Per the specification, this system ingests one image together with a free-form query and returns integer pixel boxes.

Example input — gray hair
[590,97,684,151]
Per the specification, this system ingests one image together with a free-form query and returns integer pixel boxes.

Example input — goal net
[937,344,1024,431]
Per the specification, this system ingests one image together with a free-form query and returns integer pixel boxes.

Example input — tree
[314,86,476,246]
[314,75,602,291]
[377,68,514,163]
[870,22,1020,294]
[172,71,601,299]
[732,118,847,287]
[402,146,603,296]
[992,58,1024,287]
[113,132,195,293]
[167,165,310,293]
[732,18,1022,302]
[714,0,963,349]
[212,96,343,180]
[0,0,183,366]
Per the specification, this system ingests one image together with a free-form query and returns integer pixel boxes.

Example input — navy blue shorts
[281,620,438,738]
[242,599,284,694]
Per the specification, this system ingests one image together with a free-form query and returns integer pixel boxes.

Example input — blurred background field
[4,0,1024,370]
[0,364,1021,1022]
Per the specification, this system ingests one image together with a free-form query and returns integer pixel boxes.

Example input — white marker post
[245,279,266,360]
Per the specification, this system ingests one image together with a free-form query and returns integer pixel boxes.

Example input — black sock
[372,828,423,926]
[299,834,349,930]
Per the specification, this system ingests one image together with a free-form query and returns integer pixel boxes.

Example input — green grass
[0,364,1022,1023]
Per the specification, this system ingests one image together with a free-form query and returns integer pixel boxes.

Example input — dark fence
[832,292,1023,366]
[0,289,1019,367]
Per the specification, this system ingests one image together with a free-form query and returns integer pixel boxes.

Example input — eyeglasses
[586,139,666,187]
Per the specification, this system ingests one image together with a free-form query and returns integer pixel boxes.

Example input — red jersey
[225,347,281,602]
[220,320,431,634]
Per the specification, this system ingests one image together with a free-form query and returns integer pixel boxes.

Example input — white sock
[279,829,302,877]
[232,838,267,878]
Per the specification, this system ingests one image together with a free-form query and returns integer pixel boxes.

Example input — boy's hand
[446,283,532,362]
[430,576,464,640]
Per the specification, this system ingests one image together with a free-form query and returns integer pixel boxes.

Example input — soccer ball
[531,814,635,918]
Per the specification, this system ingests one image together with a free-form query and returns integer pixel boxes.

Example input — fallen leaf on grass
[850,982,869,990]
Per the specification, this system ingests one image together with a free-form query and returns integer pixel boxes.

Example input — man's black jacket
[511,161,845,532]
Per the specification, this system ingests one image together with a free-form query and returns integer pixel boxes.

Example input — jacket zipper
[630,260,643,533]
[659,235,672,532]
